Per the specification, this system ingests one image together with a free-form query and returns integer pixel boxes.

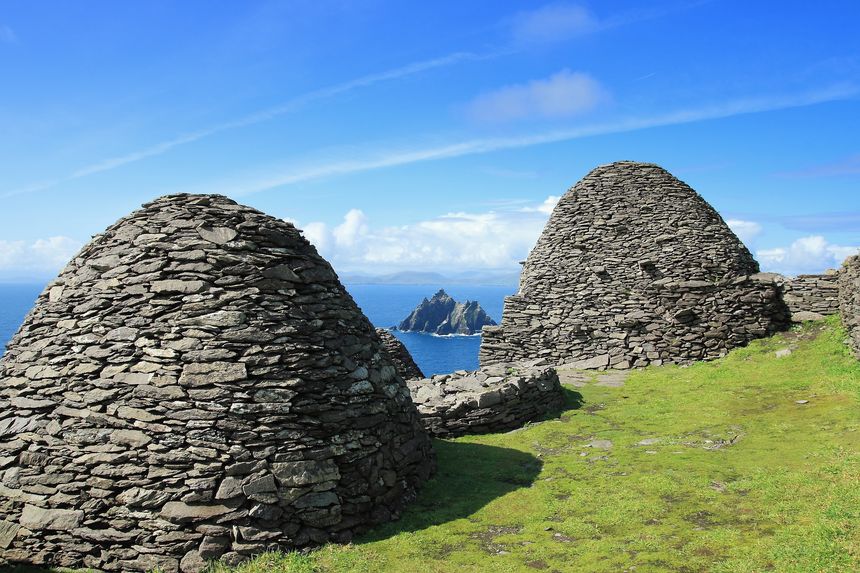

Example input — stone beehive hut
[480,161,789,369]
[0,194,435,572]
[375,329,424,379]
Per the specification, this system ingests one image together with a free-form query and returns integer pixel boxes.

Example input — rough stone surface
[480,161,790,368]
[778,272,841,322]
[375,329,424,379]
[0,194,435,571]
[407,362,564,438]
[840,255,860,359]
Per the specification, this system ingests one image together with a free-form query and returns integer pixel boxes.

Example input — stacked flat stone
[480,161,789,369]
[778,272,841,321]
[407,363,563,438]
[0,194,435,572]
[839,255,860,358]
[375,329,424,380]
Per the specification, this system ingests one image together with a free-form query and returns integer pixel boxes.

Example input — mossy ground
[8,318,860,573]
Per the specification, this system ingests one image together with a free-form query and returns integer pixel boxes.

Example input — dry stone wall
[407,363,564,438]
[840,255,860,358]
[0,194,435,572]
[480,161,790,369]
[375,329,424,380]
[779,272,841,321]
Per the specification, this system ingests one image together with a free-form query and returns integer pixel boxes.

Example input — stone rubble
[407,362,564,438]
[0,194,435,572]
[375,329,424,380]
[839,255,860,358]
[480,161,791,369]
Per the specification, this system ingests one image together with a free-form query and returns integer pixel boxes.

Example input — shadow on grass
[358,386,583,541]
[560,386,585,411]
[359,439,543,543]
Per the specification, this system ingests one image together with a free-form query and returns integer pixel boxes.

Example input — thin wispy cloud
[511,4,599,45]
[466,69,609,123]
[3,50,487,198]
[509,1,712,46]
[776,153,860,178]
[775,212,860,232]
[217,83,859,197]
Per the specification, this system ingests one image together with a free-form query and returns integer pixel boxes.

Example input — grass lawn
[7,318,860,573]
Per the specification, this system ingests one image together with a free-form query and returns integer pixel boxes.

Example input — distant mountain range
[340,270,520,286]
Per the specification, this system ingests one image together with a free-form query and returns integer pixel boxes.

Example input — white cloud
[467,70,607,123]
[0,25,16,44]
[0,236,81,278]
[757,235,859,276]
[521,195,560,214]
[297,197,557,272]
[511,4,599,45]
[727,219,763,245]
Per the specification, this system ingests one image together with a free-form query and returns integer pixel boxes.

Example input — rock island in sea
[396,289,496,335]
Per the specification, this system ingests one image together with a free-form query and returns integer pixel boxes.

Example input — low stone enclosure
[840,255,860,358]
[0,195,436,572]
[407,363,564,438]
[375,329,424,379]
[480,161,855,370]
[779,272,841,322]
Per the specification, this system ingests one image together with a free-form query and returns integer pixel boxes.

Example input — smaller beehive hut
[375,329,424,379]
[480,161,789,368]
[0,194,435,572]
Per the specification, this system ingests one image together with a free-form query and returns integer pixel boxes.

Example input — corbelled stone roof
[481,161,788,368]
[0,194,435,572]
[375,329,424,379]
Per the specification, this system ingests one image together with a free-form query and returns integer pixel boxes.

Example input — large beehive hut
[480,161,789,368]
[0,194,435,572]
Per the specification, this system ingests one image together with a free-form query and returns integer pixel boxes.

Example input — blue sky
[1,0,859,281]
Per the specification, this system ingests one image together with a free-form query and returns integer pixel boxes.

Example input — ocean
[0,283,513,376]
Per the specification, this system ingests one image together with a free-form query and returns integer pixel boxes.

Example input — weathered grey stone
[110,429,151,447]
[272,459,341,487]
[197,225,238,244]
[19,505,83,531]
[0,521,20,549]
[151,280,205,294]
[179,362,247,387]
[160,501,236,523]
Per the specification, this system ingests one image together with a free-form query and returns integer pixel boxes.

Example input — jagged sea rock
[480,161,790,369]
[398,289,496,335]
[0,194,435,572]
[375,328,424,379]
